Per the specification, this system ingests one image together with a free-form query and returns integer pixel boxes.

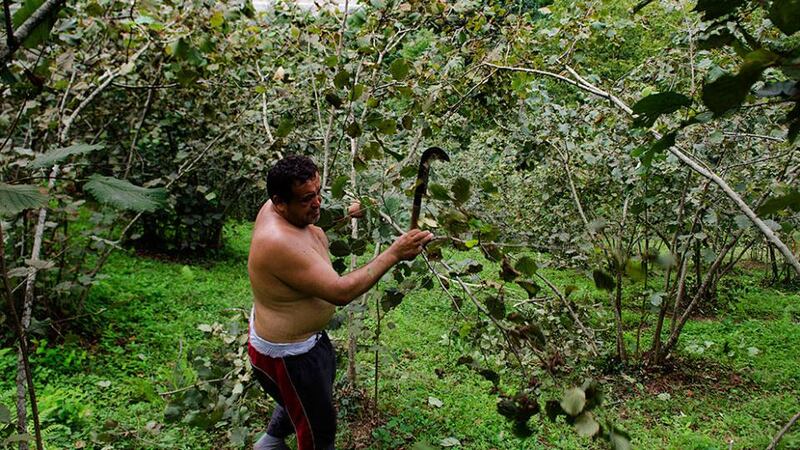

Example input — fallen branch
[766,411,800,450]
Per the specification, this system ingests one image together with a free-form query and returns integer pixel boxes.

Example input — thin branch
[61,43,150,142]
[766,411,800,450]
[0,0,66,65]
[535,272,599,356]
[3,0,14,48]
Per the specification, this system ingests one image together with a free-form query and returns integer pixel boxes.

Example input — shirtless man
[247,155,433,450]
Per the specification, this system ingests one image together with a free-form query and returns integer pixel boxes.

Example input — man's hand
[347,201,365,219]
[388,229,434,261]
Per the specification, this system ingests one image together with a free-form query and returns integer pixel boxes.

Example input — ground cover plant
[1,223,797,449]
[2,0,800,448]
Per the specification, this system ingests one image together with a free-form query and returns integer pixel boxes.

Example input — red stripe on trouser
[248,344,315,449]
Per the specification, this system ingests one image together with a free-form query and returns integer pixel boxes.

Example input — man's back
[248,200,336,343]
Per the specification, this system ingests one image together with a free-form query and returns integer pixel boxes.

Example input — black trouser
[248,332,337,450]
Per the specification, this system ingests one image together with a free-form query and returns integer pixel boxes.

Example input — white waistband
[249,307,319,357]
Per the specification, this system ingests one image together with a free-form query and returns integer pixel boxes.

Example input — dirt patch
[336,385,386,449]
[613,357,757,401]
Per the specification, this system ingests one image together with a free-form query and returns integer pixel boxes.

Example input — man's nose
[312,195,321,208]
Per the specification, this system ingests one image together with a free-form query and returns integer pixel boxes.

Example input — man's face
[281,173,322,227]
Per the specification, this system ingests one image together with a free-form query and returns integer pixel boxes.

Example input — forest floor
[1,222,798,449]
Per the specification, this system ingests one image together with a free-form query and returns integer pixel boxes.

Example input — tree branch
[0,0,66,65]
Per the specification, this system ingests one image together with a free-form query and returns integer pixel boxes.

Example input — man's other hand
[389,229,434,261]
[347,201,365,219]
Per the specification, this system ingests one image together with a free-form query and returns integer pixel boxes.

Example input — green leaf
[30,143,104,168]
[757,190,800,215]
[12,0,59,49]
[560,387,586,416]
[769,0,800,35]
[702,49,780,115]
[84,175,166,212]
[515,256,538,276]
[376,119,397,135]
[325,92,343,109]
[402,115,414,130]
[545,400,564,421]
[389,58,410,80]
[428,183,451,201]
[275,118,294,138]
[592,269,616,292]
[330,175,348,200]
[0,183,48,216]
[608,426,632,450]
[485,295,505,319]
[329,240,350,257]
[574,412,600,437]
[500,257,520,282]
[632,92,693,128]
[692,0,745,20]
[516,280,540,298]
[334,69,351,89]
[381,288,404,311]
[451,177,471,205]
[346,121,362,138]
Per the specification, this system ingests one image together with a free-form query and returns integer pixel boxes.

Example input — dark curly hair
[267,155,319,203]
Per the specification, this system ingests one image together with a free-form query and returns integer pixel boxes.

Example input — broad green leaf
[12,0,59,49]
[517,280,540,298]
[515,256,538,276]
[581,379,603,410]
[0,183,48,216]
[758,189,800,215]
[30,143,104,168]
[560,387,586,416]
[331,175,348,199]
[500,257,520,282]
[451,177,471,205]
[702,49,780,115]
[592,269,616,292]
[325,93,342,109]
[376,119,397,135]
[632,92,693,128]
[345,121,361,138]
[545,400,564,421]
[84,175,166,212]
[609,426,632,450]
[574,412,600,437]
[329,240,350,257]
[428,183,450,201]
[380,288,404,311]
[485,295,505,319]
[275,118,294,138]
[769,0,800,35]
[692,0,745,20]
[402,115,414,130]
[390,58,410,80]
[334,69,351,89]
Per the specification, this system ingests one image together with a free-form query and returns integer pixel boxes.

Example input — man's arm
[257,229,433,306]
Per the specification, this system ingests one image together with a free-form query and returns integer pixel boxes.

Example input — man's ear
[271,195,287,210]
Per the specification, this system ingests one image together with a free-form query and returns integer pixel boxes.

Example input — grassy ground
[1,222,798,449]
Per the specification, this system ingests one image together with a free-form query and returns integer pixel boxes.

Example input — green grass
[2,222,799,449]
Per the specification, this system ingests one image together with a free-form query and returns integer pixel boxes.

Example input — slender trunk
[346,136,359,386]
[613,270,627,363]
[769,244,778,282]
